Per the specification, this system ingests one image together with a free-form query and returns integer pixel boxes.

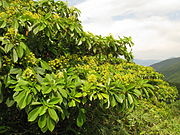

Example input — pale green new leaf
[101,93,109,99]
[13,49,18,62]
[127,93,133,104]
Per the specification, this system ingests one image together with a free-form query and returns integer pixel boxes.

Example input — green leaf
[101,93,109,99]
[5,98,15,107]
[143,84,154,89]
[110,95,117,107]
[41,125,48,133]
[33,23,46,34]
[75,93,83,98]
[45,13,51,19]
[16,45,24,58]
[26,94,33,105]
[19,42,27,50]
[127,93,133,104]
[47,116,55,132]
[13,49,18,62]
[49,97,61,105]
[59,89,67,98]
[17,79,28,86]
[12,20,19,31]
[143,88,149,98]
[18,91,30,109]
[97,93,103,100]
[18,95,27,109]
[68,100,76,107]
[76,109,86,127]
[4,44,14,53]
[43,87,52,94]
[28,107,41,122]
[114,94,124,103]
[38,114,47,129]
[9,68,22,74]
[31,102,42,106]
[13,90,26,104]
[39,106,48,116]
[34,67,45,75]
[134,89,141,97]
[48,108,59,122]
[0,21,6,28]
[40,60,51,70]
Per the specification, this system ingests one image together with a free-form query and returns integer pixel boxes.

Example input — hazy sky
[63,0,180,60]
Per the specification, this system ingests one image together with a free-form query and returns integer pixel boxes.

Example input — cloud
[76,0,180,60]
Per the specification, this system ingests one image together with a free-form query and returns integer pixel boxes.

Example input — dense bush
[0,0,178,134]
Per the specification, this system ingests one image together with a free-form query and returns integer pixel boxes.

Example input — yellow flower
[87,74,97,83]
[56,72,64,78]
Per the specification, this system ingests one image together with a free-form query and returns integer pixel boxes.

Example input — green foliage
[125,100,180,135]
[0,0,178,134]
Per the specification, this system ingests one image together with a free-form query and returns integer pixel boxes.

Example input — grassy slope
[151,57,180,84]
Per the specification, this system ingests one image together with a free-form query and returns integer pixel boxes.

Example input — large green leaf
[28,107,41,122]
[13,90,26,104]
[38,114,47,129]
[16,45,24,58]
[49,97,62,105]
[76,109,86,127]
[13,49,18,62]
[39,106,48,116]
[18,91,29,109]
[48,108,59,122]
[59,89,68,98]
[47,116,55,132]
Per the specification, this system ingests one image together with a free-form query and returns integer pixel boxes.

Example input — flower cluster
[2,56,13,67]
[22,67,36,81]
[24,52,38,65]
[48,56,69,70]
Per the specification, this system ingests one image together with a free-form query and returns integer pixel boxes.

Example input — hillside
[151,57,180,91]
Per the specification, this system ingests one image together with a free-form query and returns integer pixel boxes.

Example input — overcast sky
[63,0,180,60]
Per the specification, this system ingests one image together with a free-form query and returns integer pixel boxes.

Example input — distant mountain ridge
[151,57,180,94]
[133,59,160,66]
